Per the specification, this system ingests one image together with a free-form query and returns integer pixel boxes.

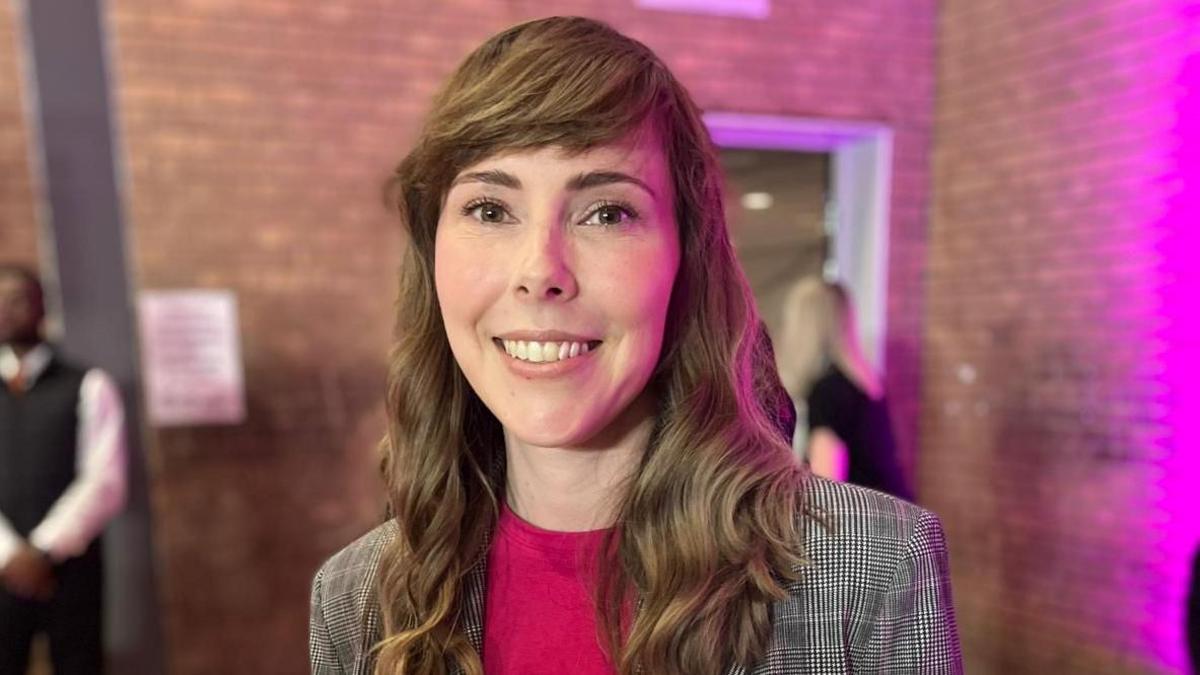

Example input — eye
[583,202,638,227]
[462,199,513,225]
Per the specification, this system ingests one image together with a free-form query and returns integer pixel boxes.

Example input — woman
[775,277,912,501]
[310,16,959,675]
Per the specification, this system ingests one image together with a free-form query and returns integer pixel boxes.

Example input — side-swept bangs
[390,17,686,256]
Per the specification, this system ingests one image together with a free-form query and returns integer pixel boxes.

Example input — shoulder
[806,367,839,398]
[805,369,860,425]
[80,368,120,399]
[312,520,396,617]
[763,476,960,672]
[809,367,863,403]
[315,520,396,595]
[309,521,397,671]
[39,348,96,394]
[42,346,88,377]
[799,475,940,562]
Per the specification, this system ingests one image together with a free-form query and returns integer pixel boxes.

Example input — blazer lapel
[461,552,488,660]
[449,523,492,675]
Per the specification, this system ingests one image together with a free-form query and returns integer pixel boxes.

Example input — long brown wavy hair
[375,16,809,675]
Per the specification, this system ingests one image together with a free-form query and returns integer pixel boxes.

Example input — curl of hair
[374,16,808,675]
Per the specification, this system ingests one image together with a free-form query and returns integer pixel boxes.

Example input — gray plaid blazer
[309,476,962,674]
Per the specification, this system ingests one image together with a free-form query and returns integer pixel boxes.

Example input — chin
[500,409,603,449]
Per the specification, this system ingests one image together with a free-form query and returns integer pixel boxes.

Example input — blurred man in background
[0,264,127,674]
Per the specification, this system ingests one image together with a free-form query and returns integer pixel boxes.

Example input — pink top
[484,502,616,675]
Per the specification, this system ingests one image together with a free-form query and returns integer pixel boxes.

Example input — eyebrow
[450,169,658,199]
[451,169,522,190]
[566,171,657,199]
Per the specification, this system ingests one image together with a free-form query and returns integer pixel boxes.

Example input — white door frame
[704,113,894,373]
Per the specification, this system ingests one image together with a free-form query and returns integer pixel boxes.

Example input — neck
[3,338,40,359]
[504,391,655,532]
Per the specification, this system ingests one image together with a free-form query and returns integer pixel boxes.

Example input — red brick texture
[15,1,1200,672]
[926,1,1198,672]
[101,2,934,673]
[0,3,40,270]
[0,9,50,666]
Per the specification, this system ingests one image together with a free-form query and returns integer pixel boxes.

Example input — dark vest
[0,351,86,537]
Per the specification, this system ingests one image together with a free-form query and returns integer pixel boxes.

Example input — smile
[493,338,602,363]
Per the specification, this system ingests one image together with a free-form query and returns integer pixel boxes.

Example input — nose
[514,219,578,302]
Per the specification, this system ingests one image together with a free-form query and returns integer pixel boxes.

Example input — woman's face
[434,133,680,448]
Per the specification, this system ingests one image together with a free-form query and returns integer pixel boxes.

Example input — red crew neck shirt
[483,503,616,675]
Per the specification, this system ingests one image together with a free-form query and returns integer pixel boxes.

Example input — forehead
[455,131,670,185]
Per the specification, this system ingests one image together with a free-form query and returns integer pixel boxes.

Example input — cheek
[434,232,496,337]
[601,233,680,342]
[644,229,682,321]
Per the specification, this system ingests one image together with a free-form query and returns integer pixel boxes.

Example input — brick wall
[926,1,1199,672]
[101,2,934,672]
[0,2,40,270]
[15,1,1200,672]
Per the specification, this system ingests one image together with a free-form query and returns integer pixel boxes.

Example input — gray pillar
[19,1,165,673]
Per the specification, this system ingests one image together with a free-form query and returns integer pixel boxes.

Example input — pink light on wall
[635,0,769,19]
[1148,5,1200,670]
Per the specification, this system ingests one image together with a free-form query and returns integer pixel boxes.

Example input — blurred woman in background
[776,277,913,501]
[310,16,957,675]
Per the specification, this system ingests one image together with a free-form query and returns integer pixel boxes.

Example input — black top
[806,366,913,502]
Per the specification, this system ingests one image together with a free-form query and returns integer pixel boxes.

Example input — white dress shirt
[0,343,127,567]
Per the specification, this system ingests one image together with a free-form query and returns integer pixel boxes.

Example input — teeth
[500,339,595,363]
